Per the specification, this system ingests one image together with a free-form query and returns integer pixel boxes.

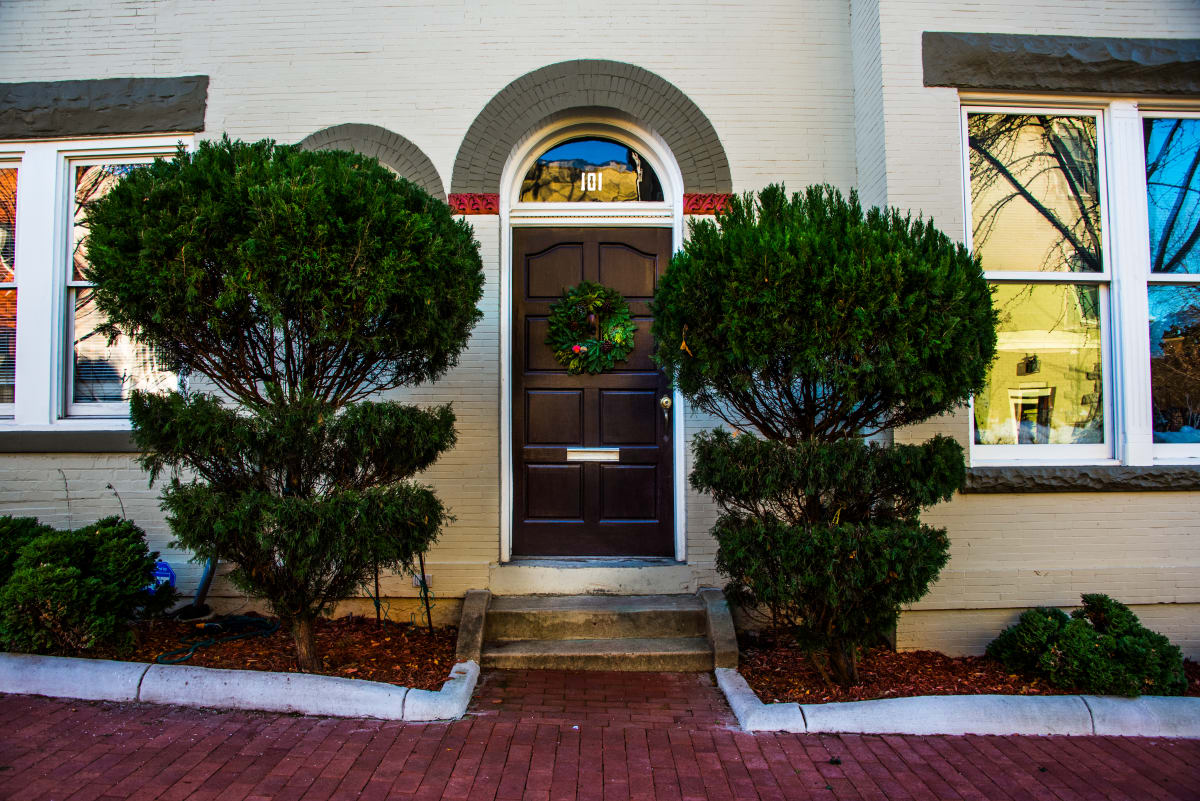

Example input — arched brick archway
[299,123,445,201]
[451,60,731,195]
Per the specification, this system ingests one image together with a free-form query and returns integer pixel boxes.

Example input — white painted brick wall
[1,0,1198,655]
[0,0,858,195]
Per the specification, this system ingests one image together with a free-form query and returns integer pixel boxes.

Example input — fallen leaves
[740,635,1200,704]
[92,615,457,691]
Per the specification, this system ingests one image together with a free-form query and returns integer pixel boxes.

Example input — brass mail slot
[565,447,620,462]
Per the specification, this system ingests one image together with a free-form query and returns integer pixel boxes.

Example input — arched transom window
[519,137,664,202]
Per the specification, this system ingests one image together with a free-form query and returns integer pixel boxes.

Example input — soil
[91,614,458,691]
[739,635,1200,704]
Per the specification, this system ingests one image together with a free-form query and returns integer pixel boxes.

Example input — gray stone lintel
[963,465,1200,493]
[923,32,1200,95]
[0,76,208,139]
[0,430,138,453]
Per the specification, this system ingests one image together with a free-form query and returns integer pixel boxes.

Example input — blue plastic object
[151,560,177,589]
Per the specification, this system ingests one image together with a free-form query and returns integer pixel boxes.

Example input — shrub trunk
[291,617,321,672]
[828,643,859,688]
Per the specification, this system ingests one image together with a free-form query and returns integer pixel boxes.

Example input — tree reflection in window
[1149,286,1200,442]
[71,163,175,407]
[968,114,1101,273]
[1145,119,1200,275]
[520,138,664,202]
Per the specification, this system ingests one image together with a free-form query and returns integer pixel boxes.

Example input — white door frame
[497,116,687,562]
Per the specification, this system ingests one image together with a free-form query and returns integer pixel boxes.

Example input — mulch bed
[739,635,1200,704]
[91,614,458,691]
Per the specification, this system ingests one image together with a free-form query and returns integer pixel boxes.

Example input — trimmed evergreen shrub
[83,137,484,670]
[0,515,54,587]
[654,185,997,686]
[985,606,1070,675]
[0,517,174,654]
[690,430,965,525]
[987,595,1187,697]
[653,184,997,442]
[714,517,950,683]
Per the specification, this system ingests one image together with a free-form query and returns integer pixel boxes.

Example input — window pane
[72,163,143,281]
[72,288,174,404]
[520,137,664,202]
[0,289,13,405]
[967,113,1102,273]
[1144,118,1200,275]
[1149,285,1200,443]
[0,168,14,282]
[974,283,1104,445]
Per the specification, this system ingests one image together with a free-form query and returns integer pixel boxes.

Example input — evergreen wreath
[545,281,637,374]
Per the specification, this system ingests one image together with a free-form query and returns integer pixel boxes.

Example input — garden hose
[155,615,280,664]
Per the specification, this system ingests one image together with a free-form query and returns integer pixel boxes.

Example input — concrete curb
[0,652,479,721]
[402,661,480,721]
[713,667,1200,737]
[0,653,149,702]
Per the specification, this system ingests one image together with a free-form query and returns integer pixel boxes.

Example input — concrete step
[481,637,714,672]
[485,594,706,641]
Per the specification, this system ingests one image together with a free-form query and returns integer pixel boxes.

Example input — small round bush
[0,517,172,654]
[987,594,1186,697]
[0,515,55,587]
[986,606,1070,674]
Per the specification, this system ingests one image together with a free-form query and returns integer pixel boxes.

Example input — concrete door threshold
[488,558,696,595]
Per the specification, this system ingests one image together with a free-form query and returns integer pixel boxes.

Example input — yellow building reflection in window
[974,283,1103,445]
[520,137,664,203]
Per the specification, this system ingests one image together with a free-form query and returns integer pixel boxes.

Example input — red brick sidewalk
[1,670,1198,801]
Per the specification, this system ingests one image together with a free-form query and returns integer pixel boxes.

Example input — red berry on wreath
[572,344,581,353]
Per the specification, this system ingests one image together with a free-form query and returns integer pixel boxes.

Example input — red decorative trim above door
[683,193,733,214]
[449,192,733,215]
[449,193,499,215]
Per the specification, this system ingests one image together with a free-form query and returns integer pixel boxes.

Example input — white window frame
[0,134,194,432]
[963,104,1115,464]
[1139,109,1200,464]
[963,98,1200,466]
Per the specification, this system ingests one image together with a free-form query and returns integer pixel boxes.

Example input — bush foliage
[987,594,1187,697]
[83,137,484,670]
[0,516,174,654]
[654,185,997,686]
[653,184,997,441]
[0,515,54,587]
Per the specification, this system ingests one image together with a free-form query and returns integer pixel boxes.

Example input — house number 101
[579,171,603,192]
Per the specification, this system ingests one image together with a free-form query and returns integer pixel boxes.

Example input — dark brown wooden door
[513,227,674,557]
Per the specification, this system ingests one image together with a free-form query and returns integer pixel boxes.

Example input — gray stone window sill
[964,465,1200,493]
[0,430,138,453]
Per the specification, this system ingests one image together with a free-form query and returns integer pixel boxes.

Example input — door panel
[525,464,584,520]
[599,391,657,444]
[512,227,674,557]
[526,243,585,298]
[526,391,583,444]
